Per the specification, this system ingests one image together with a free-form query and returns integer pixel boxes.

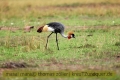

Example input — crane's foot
[45,46,47,49]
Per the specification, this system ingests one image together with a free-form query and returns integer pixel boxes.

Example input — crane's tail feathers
[37,26,44,33]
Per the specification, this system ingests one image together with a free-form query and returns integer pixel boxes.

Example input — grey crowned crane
[37,22,75,50]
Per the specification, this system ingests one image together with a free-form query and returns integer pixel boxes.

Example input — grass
[0,0,120,20]
[0,0,120,80]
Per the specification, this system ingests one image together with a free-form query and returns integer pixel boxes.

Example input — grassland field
[0,0,120,80]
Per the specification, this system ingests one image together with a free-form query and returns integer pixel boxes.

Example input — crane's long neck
[61,32,68,38]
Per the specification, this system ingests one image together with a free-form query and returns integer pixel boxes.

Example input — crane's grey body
[47,22,65,33]
[46,22,68,38]
[45,22,66,50]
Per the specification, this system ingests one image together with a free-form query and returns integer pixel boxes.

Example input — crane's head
[68,31,75,39]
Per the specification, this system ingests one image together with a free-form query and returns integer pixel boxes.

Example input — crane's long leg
[45,32,53,49]
[56,33,59,50]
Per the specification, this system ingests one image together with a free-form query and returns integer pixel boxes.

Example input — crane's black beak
[72,34,75,38]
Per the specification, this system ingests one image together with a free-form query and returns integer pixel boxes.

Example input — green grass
[0,17,120,80]
[0,0,120,80]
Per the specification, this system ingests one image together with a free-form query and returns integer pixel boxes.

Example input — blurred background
[0,0,120,20]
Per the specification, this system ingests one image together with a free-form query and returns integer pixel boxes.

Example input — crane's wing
[47,22,65,33]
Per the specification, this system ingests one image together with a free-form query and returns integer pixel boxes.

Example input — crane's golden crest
[68,31,74,35]
[43,25,48,32]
